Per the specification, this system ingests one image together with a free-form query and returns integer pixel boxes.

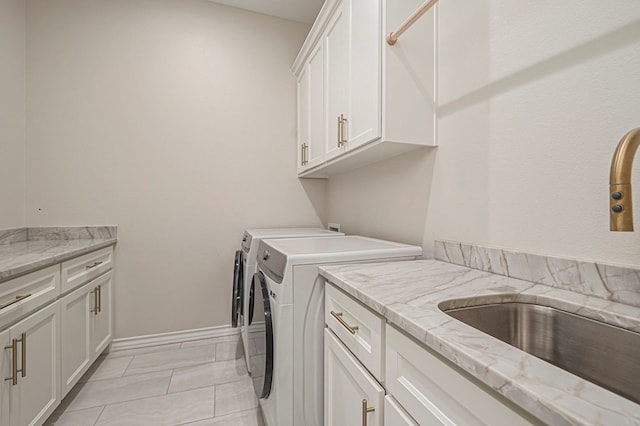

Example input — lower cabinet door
[90,271,113,360]
[1,329,10,426]
[324,328,384,426]
[384,396,418,426]
[10,301,59,426]
[60,284,92,397]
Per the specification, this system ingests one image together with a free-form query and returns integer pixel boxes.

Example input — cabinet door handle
[301,143,305,165]
[337,115,342,147]
[0,294,31,310]
[330,311,359,335]
[362,399,375,426]
[4,338,18,385]
[19,333,26,378]
[86,261,103,269]
[97,284,102,313]
[301,143,309,166]
[339,114,348,146]
[91,287,99,315]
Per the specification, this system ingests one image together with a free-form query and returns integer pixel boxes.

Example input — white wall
[0,0,26,228]
[26,0,325,338]
[328,0,640,267]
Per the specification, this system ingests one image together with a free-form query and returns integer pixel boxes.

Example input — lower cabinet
[1,328,11,426]
[90,271,112,360]
[5,302,59,426]
[61,270,113,396]
[384,396,417,426]
[60,284,92,396]
[325,282,541,426]
[1,246,115,426]
[325,328,384,426]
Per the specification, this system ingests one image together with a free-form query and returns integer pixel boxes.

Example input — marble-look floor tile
[214,378,258,417]
[125,344,216,376]
[66,370,171,411]
[45,406,104,426]
[181,408,264,426]
[81,355,133,382]
[181,334,240,348]
[106,343,182,359]
[169,358,247,393]
[215,340,243,361]
[95,386,215,426]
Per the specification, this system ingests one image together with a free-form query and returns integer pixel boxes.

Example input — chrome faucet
[610,128,640,231]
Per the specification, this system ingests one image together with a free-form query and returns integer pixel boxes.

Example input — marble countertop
[319,259,640,425]
[0,238,116,283]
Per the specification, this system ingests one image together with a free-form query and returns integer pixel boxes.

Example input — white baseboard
[110,325,240,352]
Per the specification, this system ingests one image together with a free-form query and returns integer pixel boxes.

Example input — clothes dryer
[247,236,422,426]
[231,228,343,372]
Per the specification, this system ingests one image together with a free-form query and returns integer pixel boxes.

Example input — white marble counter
[0,238,116,283]
[319,259,640,425]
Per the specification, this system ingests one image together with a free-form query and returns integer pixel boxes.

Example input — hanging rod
[386,0,438,45]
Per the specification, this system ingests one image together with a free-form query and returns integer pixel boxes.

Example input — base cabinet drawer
[325,328,384,426]
[386,325,540,426]
[325,284,384,381]
[61,246,113,293]
[0,265,60,329]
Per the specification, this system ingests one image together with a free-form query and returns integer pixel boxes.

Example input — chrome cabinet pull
[301,143,309,166]
[337,115,342,146]
[330,311,358,335]
[362,399,375,426]
[339,114,348,146]
[0,294,31,310]
[4,338,18,385]
[85,261,103,269]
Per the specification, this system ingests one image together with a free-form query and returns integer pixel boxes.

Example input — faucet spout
[610,128,640,231]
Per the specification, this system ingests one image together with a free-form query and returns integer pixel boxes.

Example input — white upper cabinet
[297,41,328,173]
[292,0,437,178]
[325,1,349,160]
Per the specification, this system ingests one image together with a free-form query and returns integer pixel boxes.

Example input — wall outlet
[328,223,341,232]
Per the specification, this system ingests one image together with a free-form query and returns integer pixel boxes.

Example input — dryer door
[248,271,274,399]
[231,250,244,328]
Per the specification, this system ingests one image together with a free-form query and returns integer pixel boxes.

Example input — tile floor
[46,334,264,426]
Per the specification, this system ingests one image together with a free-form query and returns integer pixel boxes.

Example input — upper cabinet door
[297,66,310,173]
[293,0,437,178]
[307,42,326,168]
[325,0,349,160]
[347,0,381,149]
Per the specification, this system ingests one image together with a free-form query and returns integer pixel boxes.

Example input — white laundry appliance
[247,236,422,426]
[231,228,343,372]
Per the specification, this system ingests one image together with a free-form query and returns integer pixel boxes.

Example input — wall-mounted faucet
[610,128,640,231]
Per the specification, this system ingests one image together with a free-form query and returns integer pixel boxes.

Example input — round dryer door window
[231,250,244,328]
[248,271,274,399]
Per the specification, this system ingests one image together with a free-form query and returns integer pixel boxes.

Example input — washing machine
[231,228,343,372]
[247,236,422,426]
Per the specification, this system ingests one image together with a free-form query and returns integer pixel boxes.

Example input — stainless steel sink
[442,302,640,404]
